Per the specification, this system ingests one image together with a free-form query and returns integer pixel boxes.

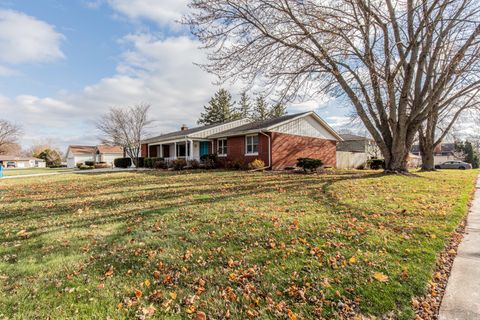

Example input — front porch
[147,139,213,162]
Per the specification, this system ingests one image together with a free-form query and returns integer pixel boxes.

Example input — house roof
[340,134,372,141]
[96,145,123,154]
[209,113,308,137]
[208,111,343,141]
[0,155,43,161]
[144,122,231,143]
[68,145,96,155]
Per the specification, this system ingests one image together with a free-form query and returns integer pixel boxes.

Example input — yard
[2,167,73,177]
[0,169,477,319]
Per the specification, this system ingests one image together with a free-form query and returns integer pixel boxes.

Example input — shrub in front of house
[297,158,323,173]
[114,157,132,168]
[200,154,218,169]
[171,159,187,171]
[248,159,266,170]
[227,159,245,170]
[189,159,201,169]
[79,164,95,170]
[367,158,385,170]
[85,161,95,166]
[136,157,145,168]
[154,159,167,169]
[94,163,110,169]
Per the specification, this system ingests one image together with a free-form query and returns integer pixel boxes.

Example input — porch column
[174,142,177,160]
[147,144,150,158]
[190,140,194,160]
[160,144,163,158]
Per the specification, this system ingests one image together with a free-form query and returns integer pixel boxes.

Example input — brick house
[141,112,342,170]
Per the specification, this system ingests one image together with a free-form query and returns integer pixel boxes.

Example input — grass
[2,167,73,177]
[0,169,477,319]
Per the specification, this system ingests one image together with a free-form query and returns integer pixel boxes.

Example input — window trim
[217,138,228,157]
[245,134,259,156]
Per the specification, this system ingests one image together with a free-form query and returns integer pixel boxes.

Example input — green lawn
[0,170,477,319]
[2,167,73,177]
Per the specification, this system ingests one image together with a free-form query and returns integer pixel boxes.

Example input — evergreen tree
[269,103,287,118]
[198,88,236,125]
[236,91,251,119]
[252,95,270,121]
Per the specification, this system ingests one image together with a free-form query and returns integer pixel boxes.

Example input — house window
[218,139,227,156]
[245,134,259,155]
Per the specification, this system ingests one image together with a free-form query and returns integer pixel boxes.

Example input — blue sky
[0,0,353,150]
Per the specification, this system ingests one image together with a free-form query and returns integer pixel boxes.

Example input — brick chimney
[180,124,188,131]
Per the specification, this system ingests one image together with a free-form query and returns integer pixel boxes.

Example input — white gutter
[259,131,271,169]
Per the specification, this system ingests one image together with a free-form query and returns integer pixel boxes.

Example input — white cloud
[106,0,189,27]
[0,9,64,65]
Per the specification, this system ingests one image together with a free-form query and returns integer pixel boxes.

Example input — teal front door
[200,141,209,158]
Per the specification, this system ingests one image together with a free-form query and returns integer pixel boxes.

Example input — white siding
[271,115,338,140]
[336,151,368,169]
[67,154,94,168]
[190,119,251,138]
[101,153,122,164]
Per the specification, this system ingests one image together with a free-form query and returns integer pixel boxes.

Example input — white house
[66,145,123,168]
[0,156,46,168]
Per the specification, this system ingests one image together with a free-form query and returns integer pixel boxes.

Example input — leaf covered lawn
[0,170,477,319]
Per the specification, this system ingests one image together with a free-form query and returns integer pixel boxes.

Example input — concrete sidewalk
[439,178,480,320]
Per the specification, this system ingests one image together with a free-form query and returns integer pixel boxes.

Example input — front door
[200,141,209,158]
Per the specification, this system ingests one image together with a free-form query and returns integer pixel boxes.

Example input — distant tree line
[197,88,287,125]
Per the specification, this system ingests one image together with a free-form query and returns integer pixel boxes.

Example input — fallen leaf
[287,309,297,320]
[195,311,207,320]
[373,272,389,282]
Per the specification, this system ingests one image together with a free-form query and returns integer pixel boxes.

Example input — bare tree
[419,92,479,170]
[0,120,22,155]
[186,0,480,172]
[96,104,152,166]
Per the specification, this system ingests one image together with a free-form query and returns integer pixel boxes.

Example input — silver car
[435,161,472,170]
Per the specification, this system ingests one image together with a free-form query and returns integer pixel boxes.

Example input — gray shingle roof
[340,134,372,141]
[209,112,309,137]
[143,122,232,143]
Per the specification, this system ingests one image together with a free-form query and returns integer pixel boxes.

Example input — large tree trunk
[384,148,410,173]
[419,136,436,171]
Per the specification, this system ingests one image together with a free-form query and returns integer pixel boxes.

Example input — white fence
[336,151,368,169]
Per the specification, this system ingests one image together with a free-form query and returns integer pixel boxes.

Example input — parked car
[435,161,472,170]
[6,161,16,168]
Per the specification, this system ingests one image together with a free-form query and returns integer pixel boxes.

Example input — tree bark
[419,139,436,171]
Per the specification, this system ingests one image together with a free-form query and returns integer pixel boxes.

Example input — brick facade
[271,132,337,169]
[141,144,148,157]
[142,132,337,170]
[215,134,270,168]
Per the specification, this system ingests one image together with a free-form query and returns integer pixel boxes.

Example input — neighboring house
[66,145,123,168]
[411,143,459,165]
[336,134,380,169]
[141,112,343,170]
[0,156,46,168]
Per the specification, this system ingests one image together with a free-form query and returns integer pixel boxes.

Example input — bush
[136,157,145,168]
[85,161,95,166]
[297,158,323,173]
[367,159,385,170]
[171,159,187,171]
[79,164,94,170]
[154,159,167,169]
[200,154,218,169]
[94,163,110,169]
[189,159,201,169]
[248,159,266,170]
[284,166,295,171]
[114,158,132,168]
[227,159,245,170]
